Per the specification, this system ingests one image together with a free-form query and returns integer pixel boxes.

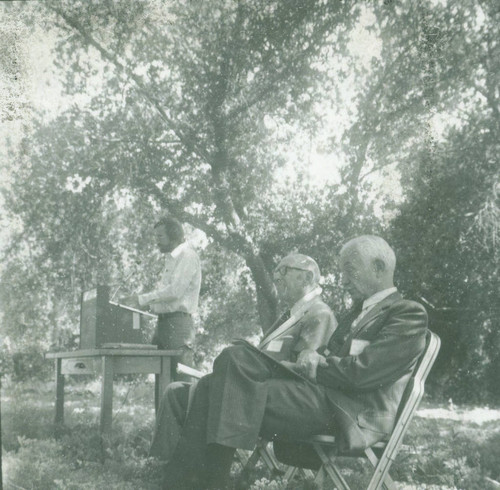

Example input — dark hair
[154,216,185,242]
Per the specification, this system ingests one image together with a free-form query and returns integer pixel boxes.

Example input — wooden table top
[46,349,184,359]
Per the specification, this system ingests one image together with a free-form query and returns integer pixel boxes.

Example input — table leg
[156,356,172,413]
[55,358,65,425]
[100,356,114,434]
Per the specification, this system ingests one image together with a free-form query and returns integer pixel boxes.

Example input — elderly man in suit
[160,236,428,489]
[259,253,337,363]
[150,253,337,468]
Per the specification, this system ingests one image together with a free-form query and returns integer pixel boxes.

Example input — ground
[2,376,500,489]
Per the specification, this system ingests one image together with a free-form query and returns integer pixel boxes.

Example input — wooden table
[46,348,182,433]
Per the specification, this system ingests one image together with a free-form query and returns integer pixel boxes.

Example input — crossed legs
[157,344,335,489]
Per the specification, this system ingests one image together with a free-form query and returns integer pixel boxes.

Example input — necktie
[264,309,290,337]
[350,304,371,331]
[326,304,362,356]
[343,302,363,330]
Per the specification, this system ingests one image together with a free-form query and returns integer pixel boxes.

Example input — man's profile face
[339,246,378,301]
[273,266,308,305]
[154,225,174,253]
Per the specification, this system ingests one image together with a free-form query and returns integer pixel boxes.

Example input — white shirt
[351,287,398,328]
[138,242,201,315]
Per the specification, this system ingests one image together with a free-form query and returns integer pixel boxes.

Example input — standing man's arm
[139,248,200,307]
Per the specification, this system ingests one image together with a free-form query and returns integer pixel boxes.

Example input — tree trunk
[245,252,279,331]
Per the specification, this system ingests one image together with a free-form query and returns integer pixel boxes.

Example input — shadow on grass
[2,381,500,489]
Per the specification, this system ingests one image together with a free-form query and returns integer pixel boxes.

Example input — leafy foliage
[390,132,500,403]
[0,0,499,401]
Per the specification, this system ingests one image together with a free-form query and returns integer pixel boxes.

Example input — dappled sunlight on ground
[399,485,456,489]
[72,406,100,414]
[2,380,499,489]
[417,406,500,424]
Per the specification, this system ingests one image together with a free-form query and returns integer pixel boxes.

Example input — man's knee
[163,381,191,412]
[166,380,188,393]
[212,344,251,373]
[217,344,249,363]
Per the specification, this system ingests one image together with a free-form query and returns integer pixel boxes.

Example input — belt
[158,311,191,319]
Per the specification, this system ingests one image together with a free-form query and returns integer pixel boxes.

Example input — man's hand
[280,360,299,372]
[296,349,328,382]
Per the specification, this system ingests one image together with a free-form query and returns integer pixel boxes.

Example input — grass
[1,377,500,489]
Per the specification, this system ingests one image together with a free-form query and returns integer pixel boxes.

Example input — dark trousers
[159,344,335,489]
[153,312,195,406]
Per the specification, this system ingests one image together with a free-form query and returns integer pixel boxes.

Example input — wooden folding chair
[248,330,441,490]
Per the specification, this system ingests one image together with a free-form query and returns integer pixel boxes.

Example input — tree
[384,0,500,402]
[390,126,499,402]
[24,0,360,328]
[1,0,371,366]
[2,0,499,402]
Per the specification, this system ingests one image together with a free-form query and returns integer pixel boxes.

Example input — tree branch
[344,45,426,189]
[358,159,397,183]
[47,4,211,163]
[473,81,500,124]
[49,5,261,258]
[140,182,253,256]
[226,17,334,121]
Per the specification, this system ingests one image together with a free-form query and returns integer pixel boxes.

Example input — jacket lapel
[339,293,401,356]
[263,310,290,338]
[350,291,402,338]
[260,293,322,348]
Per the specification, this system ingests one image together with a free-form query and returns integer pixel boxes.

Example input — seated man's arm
[284,306,337,381]
[317,301,428,391]
[291,350,328,381]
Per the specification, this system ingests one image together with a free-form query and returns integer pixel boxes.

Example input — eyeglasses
[274,266,309,277]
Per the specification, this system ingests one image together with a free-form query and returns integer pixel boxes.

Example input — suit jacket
[316,292,428,452]
[260,296,337,363]
[274,292,428,466]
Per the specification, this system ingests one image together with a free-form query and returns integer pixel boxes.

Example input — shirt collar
[362,287,398,311]
[170,241,188,259]
[290,286,322,316]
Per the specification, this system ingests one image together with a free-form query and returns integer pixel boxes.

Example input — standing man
[158,236,428,490]
[137,216,201,377]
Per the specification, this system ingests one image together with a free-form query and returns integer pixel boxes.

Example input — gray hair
[341,235,396,274]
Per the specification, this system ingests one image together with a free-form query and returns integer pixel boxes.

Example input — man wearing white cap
[150,253,337,482]
[259,253,336,364]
